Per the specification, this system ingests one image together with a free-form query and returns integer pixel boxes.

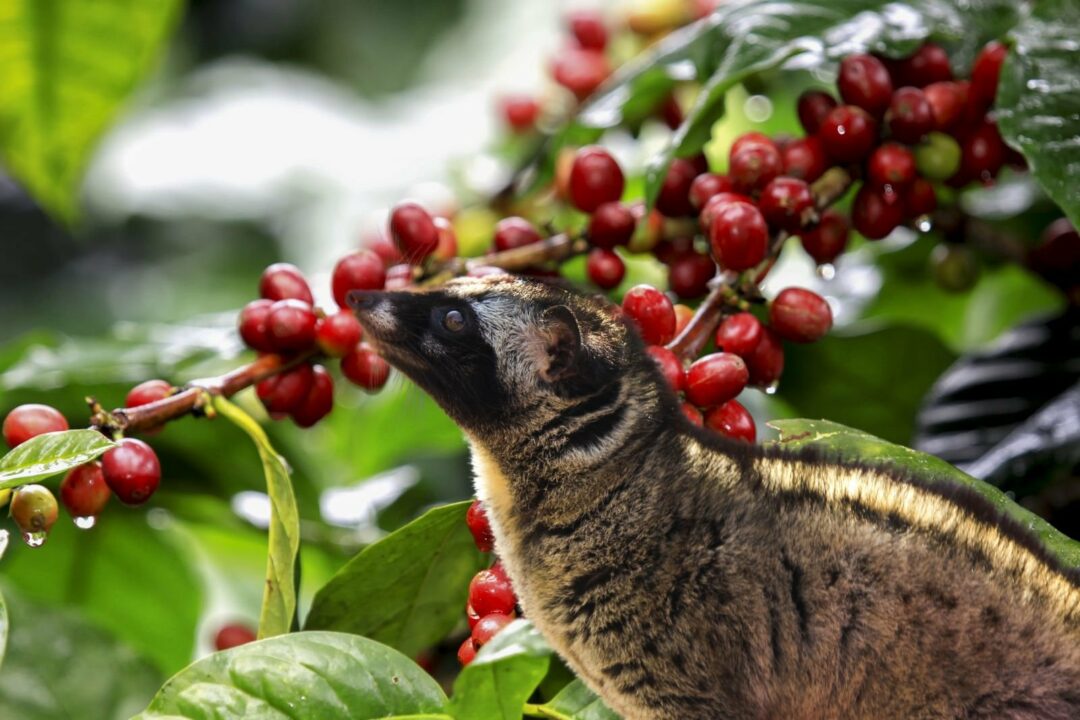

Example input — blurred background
[0,0,1075,717]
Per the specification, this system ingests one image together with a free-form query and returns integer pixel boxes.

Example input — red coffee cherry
[341,344,391,391]
[714,312,763,358]
[705,400,756,443]
[646,346,685,392]
[291,365,334,428]
[867,143,917,187]
[685,353,749,408]
[923,81,967,131]
[332,250,386,309]
[472,613,514,647]
[745,327,785,388]
[466,603,481,630]
[126,379,172,409]
[655,158,700,217]
[673,304,694,335]
[1029,218,1080,290]
[887,87,935,144]
[316,310,364,358]
[214,624,257,651]
[3,404,69,448]
[588,202,636,249]
[10,484,59,536]
[267,299,318,351]
[837,54,893,117]
[469,564,517,617]
[466,500,495,552]
[389,202,440,261]
[852,185,904,240]
[101,438,161,506]
[893,43,952,87]
[781,137,828,182]
[709,201,769,272]
[384,264,415,290]
[622,285,676,345]
[494,217,542,251]
[432,217,458,261]
[259,263,313,304]
[758,177,814,233]
[457,637,478,666]
[689,173,735,210]
[257,364,315,415]
[238,299,276,353]
[586,248,626,290]
[729,141,782,193]
[904,178,938,218]
[819,106,879,163]
[699,191,754,232]
[796,90,838,135]
[729,132,772,156]
[681,402,704,427]
[60,462,111,519]
[552,47,611,100]
[769,288,833,343]
[567,9,608,51]
[970,41,1007,111]
[800,209,849,264]
[569,146,625,213]
[959,121,1006,182]
[668,252,714,300]
[500,95,541,133]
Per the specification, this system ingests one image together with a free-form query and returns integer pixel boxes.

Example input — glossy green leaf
[536,679,620,720]
[305,501,487,657]
[996,0,1080,228]
[767,418,1080,571]
[779,324,957,444]
[135,631,449,720]
[213,396,300,639]
[0,0,183,222]
[0,429,115,489]
[1,510,201,676]
[0,583,163,720]
[448,620,552,720]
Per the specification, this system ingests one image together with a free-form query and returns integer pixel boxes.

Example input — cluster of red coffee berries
[457,500,519,665]
[238,260,391,427]
[2,402,163,544]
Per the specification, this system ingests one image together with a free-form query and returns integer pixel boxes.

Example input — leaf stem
[522,703,571,719]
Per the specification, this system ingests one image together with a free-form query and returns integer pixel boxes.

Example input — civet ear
[538,305,582,384]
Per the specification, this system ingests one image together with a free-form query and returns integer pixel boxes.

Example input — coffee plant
[0,0,1077,718]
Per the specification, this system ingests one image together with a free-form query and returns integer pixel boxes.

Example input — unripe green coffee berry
[10,484,59,535]
[915,132,962,181]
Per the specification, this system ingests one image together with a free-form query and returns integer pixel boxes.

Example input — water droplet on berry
[816,263,836,280]
[915,216,933,232]
[764,380,780,395]
[22,530,47,548]
[74,515,97,530]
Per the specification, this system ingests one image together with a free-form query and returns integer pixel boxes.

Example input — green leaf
[767,419,1080,570]
[0,583,163,720]
[0,585,7,673]
[0,510,201,676]
[536,680,620,720]
[996,0,1080,228]
[213,396,300,639]
[135,631,449,720]
[0,429,115,489]
[304,501,487,657]
[778,324,957,444]
[448,620,552,720]
[0,0,183,222]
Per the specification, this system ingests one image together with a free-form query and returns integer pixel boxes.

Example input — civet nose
[346,290,382,312]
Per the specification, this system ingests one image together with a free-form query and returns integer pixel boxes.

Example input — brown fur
[350,278,1080,720]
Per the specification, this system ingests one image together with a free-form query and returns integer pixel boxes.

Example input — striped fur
[352,277,1080,720]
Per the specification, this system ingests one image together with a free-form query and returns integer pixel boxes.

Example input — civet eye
[443,309,466,332]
